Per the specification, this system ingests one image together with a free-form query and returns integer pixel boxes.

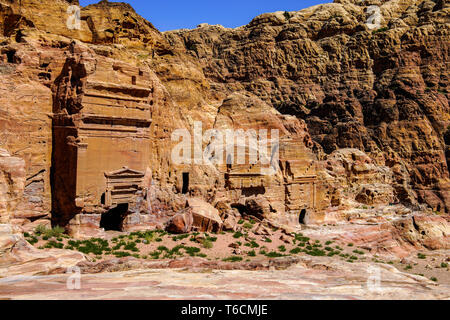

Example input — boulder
[186,198,223,233]
[394,215,450,250]
[0,224,85,276]
[167,198,223,233]
[166,208,194,234]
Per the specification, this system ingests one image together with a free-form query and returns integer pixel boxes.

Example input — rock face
[0,0,448,234]
[0,149,26,224]
[166,198,223,233]
[0,224,85,276]
[165,0,450,213]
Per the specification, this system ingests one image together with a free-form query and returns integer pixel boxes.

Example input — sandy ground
[24,221,450,286]
[0,257,448,300]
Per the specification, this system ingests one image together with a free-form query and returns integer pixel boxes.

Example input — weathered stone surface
[165,0,450,213]
[0,223,85,276]
[394,215,450,250]
[187,198,223,232]
[0,256,448,300]
[166,208,194,234]
[0,149,26,224]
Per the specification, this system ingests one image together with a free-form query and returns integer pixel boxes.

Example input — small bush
[114,251,131,258]
[233,231,244,239]
[418,253,427,259]
[34,224,47,236]
[201,240,214,249]
[243,223,253,229]
[430,277,438,282]
[305,249,326,257]
[185,246,201,256]
[266,251,285,258]
[172,234,190,241]
[440,262,448,268]
[248,250,256,257]
[278,245,287,252]
[223,256,243,262]
[290,247,301,254]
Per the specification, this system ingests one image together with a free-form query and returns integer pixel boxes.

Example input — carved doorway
[100,203,129,231]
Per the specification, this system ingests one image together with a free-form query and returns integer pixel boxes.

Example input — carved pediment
[105,167,145,179]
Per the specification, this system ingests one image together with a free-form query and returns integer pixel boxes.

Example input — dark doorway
[6,50,15,63]
[182,172,189,194]
[299,209,307,225]
[100,203,128,231]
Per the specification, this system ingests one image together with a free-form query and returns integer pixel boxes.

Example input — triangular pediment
[104,167,145,178]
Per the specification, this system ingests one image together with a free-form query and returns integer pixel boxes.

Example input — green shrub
[34,224,47,236]
[243,223,253,229]
[440,262,448,268]
[172,234,190,241]
[265,251,285,258]
[305,249,326,257]
[28,236,38,245]
[430,277,438,282]
[223,256,243,262]
[249,241,259,248]
[233,231,244,239]
[150,251,161,259]
[248,250,256,257]
[290,247,301,254]
[185,246,201,256]
[114,251,131,258]
[278,245,286,252]
[124,242,139,252]
[201,239,214,249]
[418,253,427,259]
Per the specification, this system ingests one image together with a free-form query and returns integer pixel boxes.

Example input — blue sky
[79,0,330,31]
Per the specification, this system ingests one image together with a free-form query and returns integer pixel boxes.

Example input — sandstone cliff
[164,0,450,212]
[0,0,448,233]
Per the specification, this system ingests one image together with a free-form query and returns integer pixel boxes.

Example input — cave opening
[6,50,16,63]
[299,209,307,225]
[100,203,128,231]
[182,172,189,194]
